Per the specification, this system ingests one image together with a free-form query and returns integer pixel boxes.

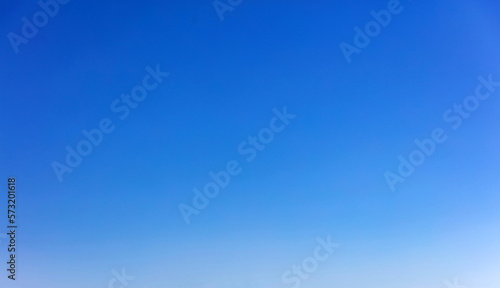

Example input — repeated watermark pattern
[178,106,296,224]
[51,64,169,182]
[385,74,500,192]
[5,1,495,287]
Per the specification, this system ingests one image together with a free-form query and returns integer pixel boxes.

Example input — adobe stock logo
[179,106,296,224]
[384,74,500,192]
[52,64,169,182]
[339,0,409,63]
[107,268,135,288]
[282,236,340,288]
[444,278,468,288]
[7,0,71,54]
[212,0,242,21]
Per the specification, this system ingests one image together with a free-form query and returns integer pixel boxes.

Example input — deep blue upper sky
[1,0,500,287]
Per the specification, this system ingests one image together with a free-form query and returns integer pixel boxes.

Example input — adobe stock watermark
[339,0,410,63]
[213,0,242,21]
[107,267,135,288]
[7,0,71,54]
[444,278,468,288]
[384,74,500,192]
[282,236,340,288]
[178,106,296,224]
[51,64,169,182]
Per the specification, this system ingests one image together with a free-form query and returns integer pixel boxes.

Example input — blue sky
[1,0,500,287]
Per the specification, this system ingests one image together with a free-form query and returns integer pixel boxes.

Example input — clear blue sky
[1,0,500,287]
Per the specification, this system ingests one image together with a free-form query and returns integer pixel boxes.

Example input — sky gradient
[1,0,500,287]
